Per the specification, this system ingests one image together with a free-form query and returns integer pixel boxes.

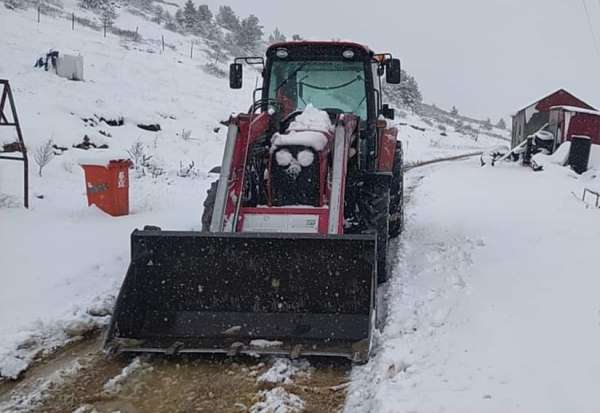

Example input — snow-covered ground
[346,158,600,412]
[0,5,250,378]
[5,3,598,411]
[0,1,509,387]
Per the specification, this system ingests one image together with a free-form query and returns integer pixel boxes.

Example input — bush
[202,62,226,78]
[34,139,54,177]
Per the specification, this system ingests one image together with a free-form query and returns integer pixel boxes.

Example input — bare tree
[34,139,54,177]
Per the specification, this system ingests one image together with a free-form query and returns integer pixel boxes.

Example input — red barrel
[81,159,132,216]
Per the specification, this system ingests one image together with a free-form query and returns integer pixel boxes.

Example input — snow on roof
[78,151,130,167]
[513,89,596,116]
[550,106,600,116]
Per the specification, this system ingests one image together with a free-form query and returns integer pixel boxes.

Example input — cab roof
[267,41,373,56]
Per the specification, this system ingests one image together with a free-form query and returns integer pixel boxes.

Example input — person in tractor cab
[268,59,368,124]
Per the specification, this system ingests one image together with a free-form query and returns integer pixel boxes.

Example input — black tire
[389,141,404,238]
[357,176,391,284]
[201,180,218,232]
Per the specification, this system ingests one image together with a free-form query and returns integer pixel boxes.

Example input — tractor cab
[229,42,402,210]
[230,42,401,125]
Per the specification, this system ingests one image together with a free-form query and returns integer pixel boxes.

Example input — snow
[0,0,511,385]
[0,5,249,379]
[103,357,150,395]
[250,387,304,413]
[532,141,570,168]
[288,104,333,132]
[296,149,314,167]
[271,131,329,152]
[346,159,600,412]
[274,149,293,167]
[0,358,83,412]
[271,105,333,152]
[249,339,284,348]
[394,109,510,164]
[77,153,130,167]
[257,358,311,385]
[533,142,600,173]
[551,105,600,116]
[589,144,600,170]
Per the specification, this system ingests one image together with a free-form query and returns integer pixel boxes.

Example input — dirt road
[0,333,350,413]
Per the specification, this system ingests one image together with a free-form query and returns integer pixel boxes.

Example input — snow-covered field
[346,158,600,412]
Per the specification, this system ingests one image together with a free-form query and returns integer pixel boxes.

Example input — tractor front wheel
[357,176,391,283]
[389,141,404,238]
[201,180,218,232]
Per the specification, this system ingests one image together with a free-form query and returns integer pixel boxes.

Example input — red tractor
[106,41,404,363]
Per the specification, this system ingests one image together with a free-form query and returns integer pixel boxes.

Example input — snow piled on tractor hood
[271,131,328,152]
[271,105,332,152]
[288,104,333,133]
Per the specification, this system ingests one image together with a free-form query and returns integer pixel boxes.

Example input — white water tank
[56,54,84,81]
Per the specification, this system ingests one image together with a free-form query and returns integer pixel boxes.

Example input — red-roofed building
[512,89,595,148]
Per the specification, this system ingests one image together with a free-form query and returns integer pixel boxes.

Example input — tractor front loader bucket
[105,230,377,362]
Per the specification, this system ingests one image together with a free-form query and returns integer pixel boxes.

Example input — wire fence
[27,2,209,59]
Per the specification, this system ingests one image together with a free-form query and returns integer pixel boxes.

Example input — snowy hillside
[0,4,253,378]
[0,2,509,387]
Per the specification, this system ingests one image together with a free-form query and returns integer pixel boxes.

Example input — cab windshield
[268,60,368,119]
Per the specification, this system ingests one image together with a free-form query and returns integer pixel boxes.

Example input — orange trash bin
[80,159,132,216]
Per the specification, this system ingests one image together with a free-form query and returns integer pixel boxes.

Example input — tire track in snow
[344,162,480,413]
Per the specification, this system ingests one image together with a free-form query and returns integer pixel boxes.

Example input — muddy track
[0,332,350,413]
[0,154,475,413]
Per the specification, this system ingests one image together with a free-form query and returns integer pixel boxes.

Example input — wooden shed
[512,89,595,148]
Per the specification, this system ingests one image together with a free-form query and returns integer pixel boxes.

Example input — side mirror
[386,59,401,84]
[382,104,395,120]
[229,63,243,89]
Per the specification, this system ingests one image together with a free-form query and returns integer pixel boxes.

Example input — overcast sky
[201,0,600,121]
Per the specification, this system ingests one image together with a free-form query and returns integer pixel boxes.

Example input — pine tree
[182,0,197,31]
[291,34,303,41]
[174,9,184,29]
[235,14,263,51]
[164,10,177,31]
[79,0,106,10]
[482,118,493,130]
[216,5,240,31]
[100,1,117,27]
[451,106,459,116]
[496,118,507,129]
[382,69,422,111]
[268,27,286,44]
[195,4,213,35]
[152,5,164,24]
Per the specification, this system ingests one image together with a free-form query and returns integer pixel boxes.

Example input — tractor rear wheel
[201,180,218,232]
[389,141,404,238]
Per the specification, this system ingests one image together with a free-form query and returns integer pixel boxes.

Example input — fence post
[103,20,107,37]
[37,5,40,23]
[161,35,165,53]
[190,41,194,59]
[72,12,75,30]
